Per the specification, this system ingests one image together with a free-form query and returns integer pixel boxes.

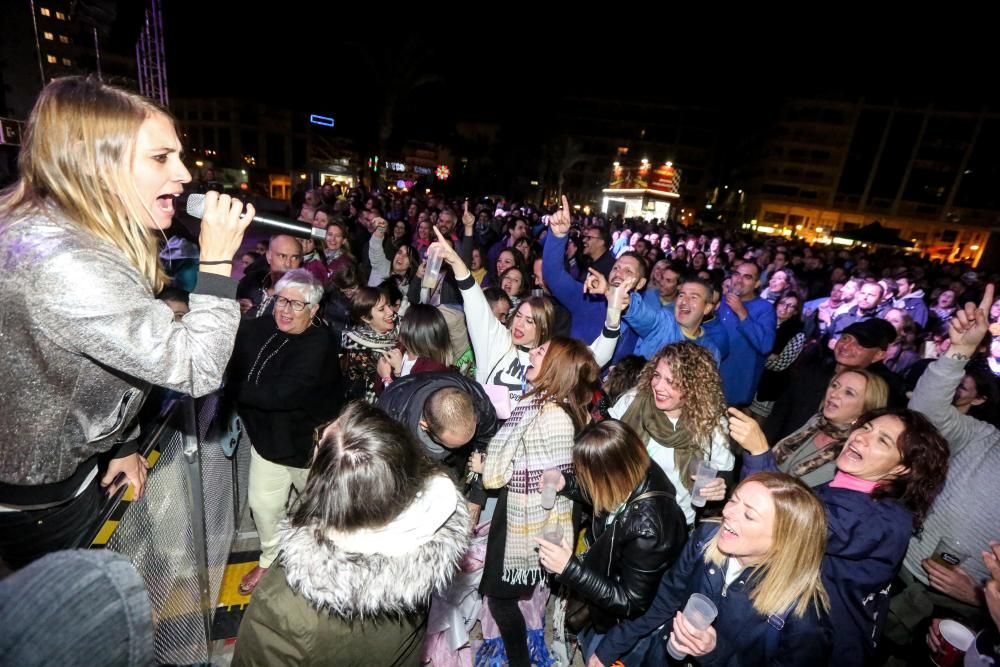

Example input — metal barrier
[98,393,249,665]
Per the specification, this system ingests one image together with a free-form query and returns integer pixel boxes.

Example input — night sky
[145,6,998,133]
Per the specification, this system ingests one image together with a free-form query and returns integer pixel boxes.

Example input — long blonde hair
[0,76,173,291]
[703,472,830,618]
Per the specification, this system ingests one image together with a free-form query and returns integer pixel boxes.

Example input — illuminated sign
[309,114,335,127]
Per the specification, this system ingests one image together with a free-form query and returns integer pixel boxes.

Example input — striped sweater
[905,355,1000,586]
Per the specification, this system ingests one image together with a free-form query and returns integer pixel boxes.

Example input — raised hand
[584,267,609,296]
[949,283,993,354]
[728,407,770,455]
[462,200,474,228]
[549,195,572,238]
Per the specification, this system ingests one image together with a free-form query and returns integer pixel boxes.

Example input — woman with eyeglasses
[226,269,343,595]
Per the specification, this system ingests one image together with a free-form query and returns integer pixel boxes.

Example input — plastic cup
[930,537,970,570]
[541,485,556,510]
[422,245,444,288]
[541,524,563,545]
[667,593,719,660]
[689,460,718,508]
[606,285,625,321]
[932,619,975,667]
[539,469,561,510]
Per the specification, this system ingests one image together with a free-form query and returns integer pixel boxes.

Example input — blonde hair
[636,342,726,454]
[827,368,889,416]
[573,420,650,514]
[0,76,175,291]
[703,472,830,618]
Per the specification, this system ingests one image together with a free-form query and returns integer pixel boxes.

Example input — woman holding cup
[610,341,733,526]
[589,472,833,666]
[731,406,950,665]
[534,420,688,664]
[470,336,599,667]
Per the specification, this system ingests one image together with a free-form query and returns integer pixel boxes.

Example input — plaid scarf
[483,396,575,587]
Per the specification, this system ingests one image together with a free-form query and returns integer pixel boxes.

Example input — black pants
[487,595,531,667]
[0,479,102,572]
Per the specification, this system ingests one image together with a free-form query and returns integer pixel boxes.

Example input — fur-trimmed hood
[276,476,470,620]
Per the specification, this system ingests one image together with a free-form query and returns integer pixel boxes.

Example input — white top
[610,389,734,525]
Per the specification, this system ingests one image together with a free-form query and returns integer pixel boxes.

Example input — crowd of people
[217,178,1000,666]
[2,77,1000,667]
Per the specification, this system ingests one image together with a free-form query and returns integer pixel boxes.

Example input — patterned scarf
[342,323,398,403]
[772,413,853,478]
[482,397,574,587]
[620,389,701,492]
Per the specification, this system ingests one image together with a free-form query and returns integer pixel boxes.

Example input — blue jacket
[743,452,913,666]
[595,523,832,667]
[541,233,636,363]
[716,296,776,405]
[623,292,725,362]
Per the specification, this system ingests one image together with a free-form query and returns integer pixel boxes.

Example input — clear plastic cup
[606,285,625,322]
[539,469,561,510]
[667,593,719,660]
[689,460,718,508]
[541,486,556,510]
[930,536,970,571]
[422,245,444,288]
[541,524,563,545]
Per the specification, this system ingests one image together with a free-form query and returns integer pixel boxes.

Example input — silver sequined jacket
[0,210,240,485]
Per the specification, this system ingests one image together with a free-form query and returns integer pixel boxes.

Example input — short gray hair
[274,268,324,305]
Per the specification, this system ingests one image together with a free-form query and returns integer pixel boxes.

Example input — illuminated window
[40,7,51,16]
[46,55,57,64]
[59,35,70,44]
[55,11,66,20]
[43,31,54,40]
[61,58,72,66]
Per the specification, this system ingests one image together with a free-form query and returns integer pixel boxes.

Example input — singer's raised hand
[198,191,255,277]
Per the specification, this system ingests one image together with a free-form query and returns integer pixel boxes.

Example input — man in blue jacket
[716,261,776,407]
[542,197,640,363]
[623,275,728,363]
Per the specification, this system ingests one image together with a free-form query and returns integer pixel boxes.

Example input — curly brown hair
[635,341,726,453]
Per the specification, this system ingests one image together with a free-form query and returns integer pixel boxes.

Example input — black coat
[376,370,498,503]
[557,465,688,634]
[226,317,343,467]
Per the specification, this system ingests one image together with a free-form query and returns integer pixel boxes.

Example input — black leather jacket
[557,465,688,633]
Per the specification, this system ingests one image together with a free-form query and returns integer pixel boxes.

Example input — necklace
[247,332,288,384]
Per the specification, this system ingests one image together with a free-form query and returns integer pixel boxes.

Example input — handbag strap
[624,490,671,511]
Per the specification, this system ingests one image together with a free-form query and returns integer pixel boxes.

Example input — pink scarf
[829,470,878,494]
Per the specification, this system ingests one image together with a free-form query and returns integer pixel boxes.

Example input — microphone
[185,193,327,243]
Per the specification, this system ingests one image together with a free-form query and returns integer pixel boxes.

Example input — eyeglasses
[275,296,312,312]
[583,234,601,241]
